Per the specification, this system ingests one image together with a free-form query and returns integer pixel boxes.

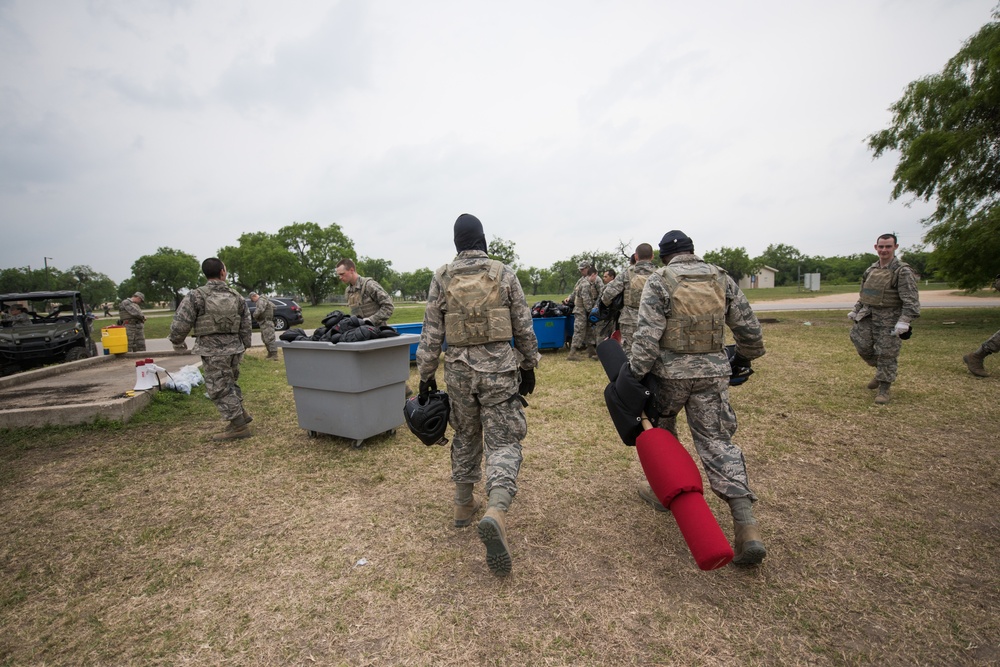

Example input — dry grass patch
[2,309,999,666]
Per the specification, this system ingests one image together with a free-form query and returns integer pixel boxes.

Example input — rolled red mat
[636,428,734,571]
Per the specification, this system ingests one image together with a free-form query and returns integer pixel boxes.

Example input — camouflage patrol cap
[578,260,592,270]
[133,292,145,301]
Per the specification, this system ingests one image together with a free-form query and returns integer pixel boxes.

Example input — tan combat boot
[242,409,253,424]
[874,382,891,405]
[637,484,669,513]
[477,507,512,576]
[586,344,598,359]
[212,415,251,441]
[566,348,583,362]
[964,349,990,377]
[866,376,880,390]
[454,497,482,528]
[732,520,767,566]
[266,350,279,361]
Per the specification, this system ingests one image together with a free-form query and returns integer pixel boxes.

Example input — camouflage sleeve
[601,272,626,305]
[366,280,394,326]
[629,273,670,378]
[897,266,921,323]
[238,297,252,350]
[506,269,540,369]
[581,281,599,310]
[725,277,765,360]
[415,272,446,380]
[168,293,198,344]
[252,299,266,322]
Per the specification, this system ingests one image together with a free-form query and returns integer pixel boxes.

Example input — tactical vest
[859,263,908,307]
[657,263,727,353]
[192,284,242,337]
[347,278,380,320]
[623,264,653,309]
[438,260,513,347]
[119,300,140,323]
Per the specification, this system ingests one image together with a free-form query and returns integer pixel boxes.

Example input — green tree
[899,244,937,281]
[357,256,398,294]
[868,8,1000,289]
[68,265,117,308]
[218,232,299,294]
[755,243,804,286]
[397,268,434,300]
[487,236,519,269]
[276,222,355,306]
[703,246,761,283]
[130,247,202,308]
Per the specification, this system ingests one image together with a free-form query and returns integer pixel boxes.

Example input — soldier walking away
[336,258,395,327]
[118,292,147,352]
[564,261,601,360]
[416,213,540,576]
[250,292,279,360]
[629,230,768,566]
[600,243,657,359]
[963,274,1000,377]
[848,233,921,404]
[169,258,254,442]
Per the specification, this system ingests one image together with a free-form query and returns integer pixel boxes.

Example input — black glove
[419,376,437,399]
[518,368,536,396]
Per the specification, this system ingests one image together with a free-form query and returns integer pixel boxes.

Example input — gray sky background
[0,0,994,284]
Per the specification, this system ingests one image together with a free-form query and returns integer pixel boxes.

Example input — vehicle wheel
[66,346,90,362]
[274,316,289,331]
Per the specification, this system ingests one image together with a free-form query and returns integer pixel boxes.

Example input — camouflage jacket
[850,257,921,324]
[629,254,765,380]
[601,260,656,327]
[570,275,600,314]
[346,276,394,327]
[417,250,540,378]
[118,298,145,323]
[169,279,252,356]
[253,296,274,324]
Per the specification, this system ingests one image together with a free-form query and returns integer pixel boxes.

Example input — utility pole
[44,257,53,289]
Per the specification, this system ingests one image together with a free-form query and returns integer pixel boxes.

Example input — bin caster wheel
[308,430,318,438]
[352,438,365,449]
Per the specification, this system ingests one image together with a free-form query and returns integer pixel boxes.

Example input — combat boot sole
[733,522,767,566]
[211,425,251,442]
[477,511,512,576]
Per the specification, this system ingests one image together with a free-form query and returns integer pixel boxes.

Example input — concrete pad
[0,351,202,429]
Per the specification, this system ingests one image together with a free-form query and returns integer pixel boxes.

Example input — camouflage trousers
[125,322,146,352]
[651,375,757,502]
[570,314,596,350]
[444,362,526,499]
[201,353,245,422]
[981,329,1000,354]
[850,308,903,383]
[619,322,637,359]
[259,321,277,354]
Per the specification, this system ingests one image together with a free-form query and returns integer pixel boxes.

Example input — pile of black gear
[531,300,571,318]
[278,310,401,344]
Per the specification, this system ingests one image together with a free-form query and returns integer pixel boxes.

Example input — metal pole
[44,257,53,289]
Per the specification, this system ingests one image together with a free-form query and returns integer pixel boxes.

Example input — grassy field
[4,307,998,665]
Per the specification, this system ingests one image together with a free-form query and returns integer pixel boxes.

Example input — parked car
[0,290,98,376]
[244,296,304,331]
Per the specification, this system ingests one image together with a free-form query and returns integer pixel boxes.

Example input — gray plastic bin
[277,334,420,447]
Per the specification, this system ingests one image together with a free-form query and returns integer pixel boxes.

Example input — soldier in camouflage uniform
[336,258,395,327]
[963,274,1000,377]
[848,233,920,405]
[6,304,31,325]
[629,230,767,566]
[249,292,279,361]
[565,261,601,360]
[168,258,254,441]
[600,243,657,359]
[118,292,146,352]
[416,213,540,577]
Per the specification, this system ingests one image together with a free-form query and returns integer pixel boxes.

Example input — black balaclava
[658,230,694,259]
[454,213,488,253]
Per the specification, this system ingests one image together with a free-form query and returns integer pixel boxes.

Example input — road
[97,290,1000,354]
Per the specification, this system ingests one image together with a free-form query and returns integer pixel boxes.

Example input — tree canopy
[276,222,355,305]
[703,246,760,283]
[218,232,299,295]
[129,248,202,307]
[868,8,1000,289]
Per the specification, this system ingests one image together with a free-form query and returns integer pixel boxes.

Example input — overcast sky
[0,0,994,284]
